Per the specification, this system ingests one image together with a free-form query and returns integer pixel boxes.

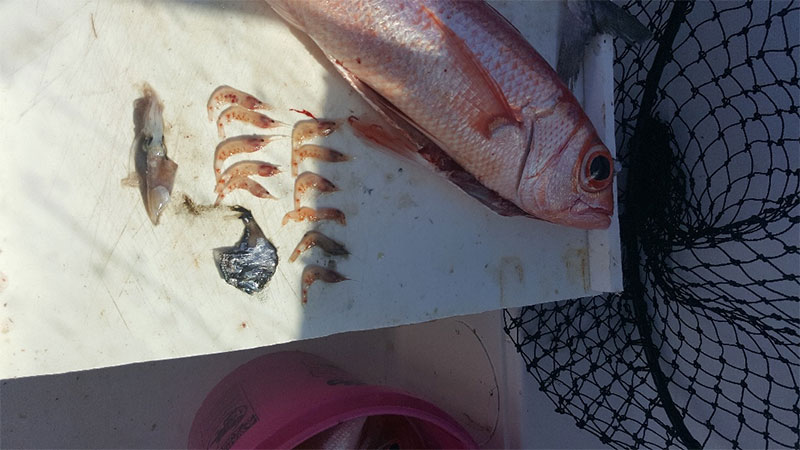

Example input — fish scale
[303,1,527,198]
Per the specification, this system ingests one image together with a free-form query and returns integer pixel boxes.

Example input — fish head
[517,117,614,229]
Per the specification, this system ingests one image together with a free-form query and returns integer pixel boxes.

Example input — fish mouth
[566,201,613,229]
[531,203,611,229]
[518,186,613,229]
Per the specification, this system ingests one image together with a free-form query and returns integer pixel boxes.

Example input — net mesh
[503,1,799,448]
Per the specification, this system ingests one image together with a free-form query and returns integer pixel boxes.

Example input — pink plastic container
[188,351,478,449]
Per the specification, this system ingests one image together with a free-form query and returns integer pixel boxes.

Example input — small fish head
[517,123,614,229]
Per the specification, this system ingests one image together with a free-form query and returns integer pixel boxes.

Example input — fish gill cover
[504,1,799,449]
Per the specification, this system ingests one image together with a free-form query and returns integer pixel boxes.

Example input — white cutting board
[0,0,621,378]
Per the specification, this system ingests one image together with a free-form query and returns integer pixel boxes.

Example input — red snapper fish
[266,0,617,229]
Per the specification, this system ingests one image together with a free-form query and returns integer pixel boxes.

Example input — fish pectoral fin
[266,1,306,33]
[589,1,652,44]
[420,5,521,138]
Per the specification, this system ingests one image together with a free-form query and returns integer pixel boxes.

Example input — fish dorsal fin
[267,2,307,33]
[420,5,522,139]
[329,59,433,164]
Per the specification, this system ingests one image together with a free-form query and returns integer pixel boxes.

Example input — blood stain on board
[290,108,318,120]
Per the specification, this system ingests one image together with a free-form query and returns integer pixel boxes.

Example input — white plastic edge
[584,35,624,293]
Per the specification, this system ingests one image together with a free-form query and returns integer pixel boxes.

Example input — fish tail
[557,0,651,84]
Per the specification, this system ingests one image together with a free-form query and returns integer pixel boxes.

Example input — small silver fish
[132,84,178,225]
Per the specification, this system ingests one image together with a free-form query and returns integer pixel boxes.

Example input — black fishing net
[504,1,799,449]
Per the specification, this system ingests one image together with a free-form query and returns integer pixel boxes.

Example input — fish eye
[589,155,611,181]
[579,145,613,192]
